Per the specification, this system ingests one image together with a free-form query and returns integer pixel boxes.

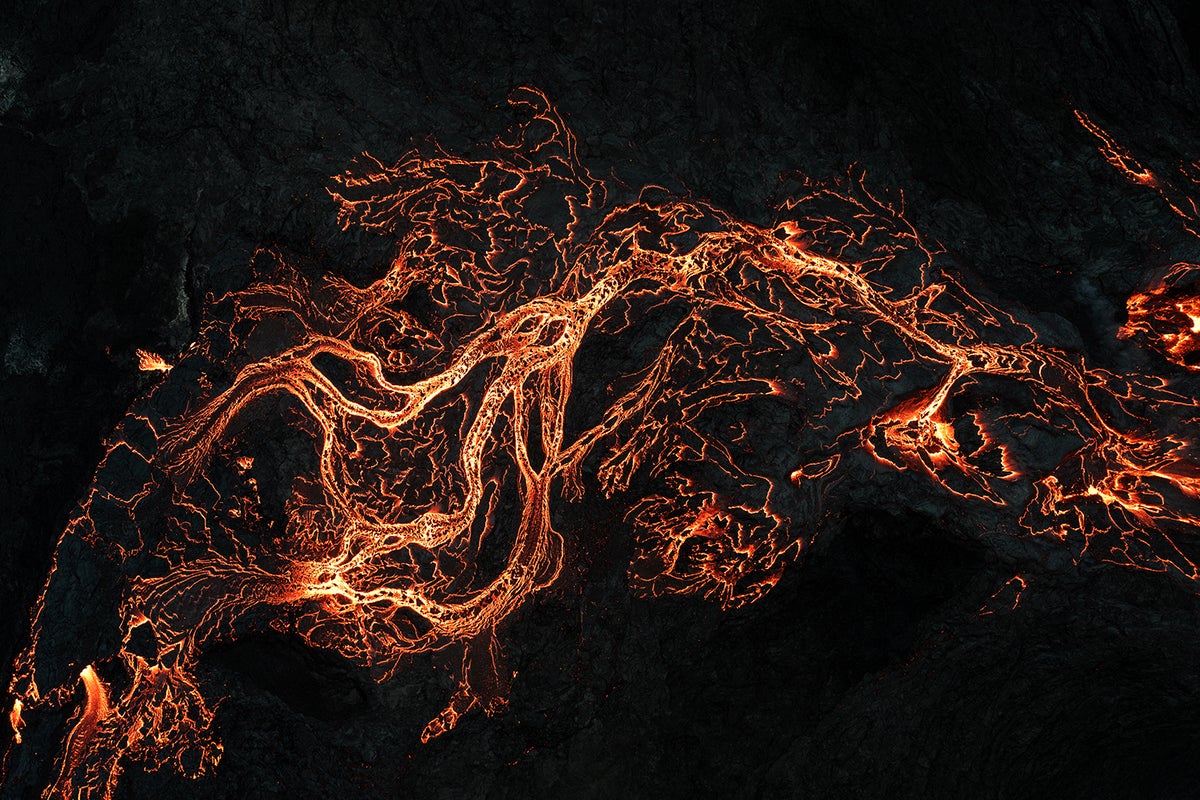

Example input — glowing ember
[6,90,1200,797]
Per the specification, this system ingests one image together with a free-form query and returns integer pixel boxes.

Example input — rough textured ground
[2,1,1200,798]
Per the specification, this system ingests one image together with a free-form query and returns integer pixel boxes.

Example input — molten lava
[6,90,1200,797]
[1120,262,1200,370]
[135,349,172,374]
[1077,109,1200,370]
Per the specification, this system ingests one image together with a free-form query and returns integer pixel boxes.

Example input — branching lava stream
[5,90,1200,798]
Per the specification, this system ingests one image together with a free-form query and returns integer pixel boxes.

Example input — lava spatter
[6,89,1200,798]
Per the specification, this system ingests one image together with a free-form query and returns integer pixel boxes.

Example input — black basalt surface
[3,1,1200,798]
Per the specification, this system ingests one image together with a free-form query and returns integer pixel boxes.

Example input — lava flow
[6,90,1200,798]
[1077,109,1200,370]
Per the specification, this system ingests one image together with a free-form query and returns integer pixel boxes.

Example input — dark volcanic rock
[3,1,1200,798]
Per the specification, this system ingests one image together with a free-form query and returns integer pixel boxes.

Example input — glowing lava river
[5,89,1200,798]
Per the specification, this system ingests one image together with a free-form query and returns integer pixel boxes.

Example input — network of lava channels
[6,90,1200,798]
